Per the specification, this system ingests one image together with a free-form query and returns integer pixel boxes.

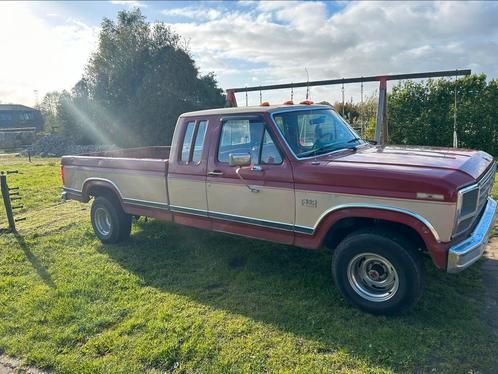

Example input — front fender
[294,205,447,269]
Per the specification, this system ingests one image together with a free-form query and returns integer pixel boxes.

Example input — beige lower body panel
[168,177,207,212]
[206,182,295,225]
[66,167,455,242]
[64,166,169,206]
[295,190,456,242]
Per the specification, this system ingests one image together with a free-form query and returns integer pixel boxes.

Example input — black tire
[332,228,425,315]
[90,195,132,244]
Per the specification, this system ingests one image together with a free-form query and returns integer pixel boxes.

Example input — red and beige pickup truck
[61,104,497,314]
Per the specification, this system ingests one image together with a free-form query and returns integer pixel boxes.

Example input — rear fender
[81,178,123,203]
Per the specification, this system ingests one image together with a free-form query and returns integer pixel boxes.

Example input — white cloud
[2,1,498,107]
[161,7,221,21]
[0,3,98,106]
[110,0,147,8]
[167,1,498,104]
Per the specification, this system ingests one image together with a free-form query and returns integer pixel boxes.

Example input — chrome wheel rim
[94,207,112,236]
[347,253,399,302]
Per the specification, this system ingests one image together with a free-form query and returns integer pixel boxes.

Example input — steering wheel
[313,132,334,148]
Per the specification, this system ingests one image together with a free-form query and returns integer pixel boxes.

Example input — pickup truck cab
[61,104,497,314]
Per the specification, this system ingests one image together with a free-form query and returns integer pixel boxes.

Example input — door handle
[251,165,263,172]
[208,170,224,176]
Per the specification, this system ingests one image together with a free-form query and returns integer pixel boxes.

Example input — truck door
[206,115,295,244]
[168,118,211,230]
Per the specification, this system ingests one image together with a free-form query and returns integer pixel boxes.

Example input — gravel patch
[0,355,50,374]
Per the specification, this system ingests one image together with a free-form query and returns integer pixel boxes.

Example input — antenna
[305,68,310,100]
[291,84,294,101]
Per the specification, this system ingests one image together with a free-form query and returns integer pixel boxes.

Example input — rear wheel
[90,195,131,244]
[332,229,425,315]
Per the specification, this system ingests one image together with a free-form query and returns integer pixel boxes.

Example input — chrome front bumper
[447,197,497,273]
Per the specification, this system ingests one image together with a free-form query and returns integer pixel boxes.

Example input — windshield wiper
[297,138,362,158]
[297,144,336,158]
[347,137,362,144]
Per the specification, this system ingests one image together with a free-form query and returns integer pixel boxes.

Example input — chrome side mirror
[229,152,260,193]
[228,152,251,167]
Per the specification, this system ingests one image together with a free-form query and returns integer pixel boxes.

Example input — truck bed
[61,146,171,216]
[84,146,171,160]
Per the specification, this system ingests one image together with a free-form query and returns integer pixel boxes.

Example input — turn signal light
[283,100,294,105]
[260,102,270,106]
[300,100,314,105]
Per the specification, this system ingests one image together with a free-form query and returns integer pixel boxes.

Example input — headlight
[454,185,478,236]
[459,188,478,218]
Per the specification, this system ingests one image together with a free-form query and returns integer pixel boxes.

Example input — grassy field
[0,157,497,373]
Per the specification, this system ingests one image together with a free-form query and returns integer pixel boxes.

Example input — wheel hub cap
[347,253,399,303]
[94,207,112,236]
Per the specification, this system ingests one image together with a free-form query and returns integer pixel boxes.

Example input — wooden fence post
[1,172,16,232]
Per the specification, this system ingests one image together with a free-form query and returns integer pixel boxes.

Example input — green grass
[0,157,497,373]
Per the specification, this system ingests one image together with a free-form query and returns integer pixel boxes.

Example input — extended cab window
[192,121,207,163]
[181,121,195,161]
[218,119,282,165]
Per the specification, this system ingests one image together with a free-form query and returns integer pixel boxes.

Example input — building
[0,104,44,149]
[0,104,44,131]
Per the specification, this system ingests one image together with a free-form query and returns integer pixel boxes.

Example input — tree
[74,9,225,147]
[37,91,63,133]
[388,74,498,155]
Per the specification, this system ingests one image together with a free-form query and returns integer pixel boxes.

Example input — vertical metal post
[1,172,16,232]
[375,77,388,145]
[245,89,248,107]
[453,74,458,148]
[225,89,237,107]
[360,80,364,136]
[341,81,345,116]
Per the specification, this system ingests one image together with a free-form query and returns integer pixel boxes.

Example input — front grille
[476,163,495,213]
[454,162,496,237]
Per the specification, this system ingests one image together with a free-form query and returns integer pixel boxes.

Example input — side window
[260,130,283,164]
[181,121,195,162]
[218,119,282,165]
[220,120,250,147]
[192,121,207,163]
[218,120,260,163]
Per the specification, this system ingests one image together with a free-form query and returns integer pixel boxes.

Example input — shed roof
[0,104,39,112]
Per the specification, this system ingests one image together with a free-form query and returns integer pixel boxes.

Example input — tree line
[328,75,497,156]
[38,10,497,156]
[38,9,225,147]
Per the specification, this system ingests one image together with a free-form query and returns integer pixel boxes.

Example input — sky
[1,0,498,107]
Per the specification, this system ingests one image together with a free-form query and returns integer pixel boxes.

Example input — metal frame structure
[225,69,471,144]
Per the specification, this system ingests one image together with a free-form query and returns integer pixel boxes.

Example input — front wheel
[90,195,131,244]
[332,229,425,315]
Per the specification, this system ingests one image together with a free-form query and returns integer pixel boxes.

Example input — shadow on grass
[14,233,56,289]
[99,220,491,372]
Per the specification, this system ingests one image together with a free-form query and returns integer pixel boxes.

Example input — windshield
[272,109,363,158]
